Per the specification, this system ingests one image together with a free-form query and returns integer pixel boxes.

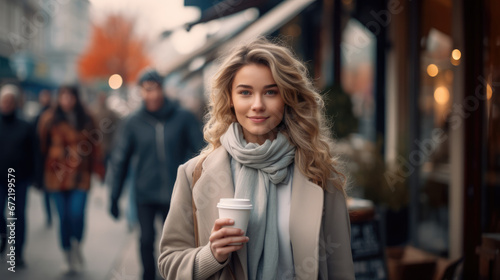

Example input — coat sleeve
[322,187,355,280]
[109,118,134,203]
[158,161,228,280]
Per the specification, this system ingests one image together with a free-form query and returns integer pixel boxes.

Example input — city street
[0,0,497,279]
[0,180,150,280]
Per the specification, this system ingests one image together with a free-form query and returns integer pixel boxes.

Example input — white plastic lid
[217,198,253,209]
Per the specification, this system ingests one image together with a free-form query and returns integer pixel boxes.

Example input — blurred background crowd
[0,0,499,279]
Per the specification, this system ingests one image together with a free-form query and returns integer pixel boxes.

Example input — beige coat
[158,147,355,280]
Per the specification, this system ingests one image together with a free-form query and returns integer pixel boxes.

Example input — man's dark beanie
[138,68,163,86]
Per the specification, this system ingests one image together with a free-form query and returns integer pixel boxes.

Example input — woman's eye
[240,90,251,95]
[265,90,278,95]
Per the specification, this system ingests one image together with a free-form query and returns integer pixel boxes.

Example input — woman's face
[58,90,76,113]
[231,64,285,145]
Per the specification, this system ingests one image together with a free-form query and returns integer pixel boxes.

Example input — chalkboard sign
[351,219,388,280]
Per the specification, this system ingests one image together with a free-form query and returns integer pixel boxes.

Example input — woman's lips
[248,116,269,123]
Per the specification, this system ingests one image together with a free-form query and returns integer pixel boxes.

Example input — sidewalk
[0,180,148,280]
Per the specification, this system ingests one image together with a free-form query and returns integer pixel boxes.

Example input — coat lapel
[191,147,249,279]
[289,164,324,279]
[192,147,234,240]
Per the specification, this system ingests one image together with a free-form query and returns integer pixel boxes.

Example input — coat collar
[139,97,176,121]
[193,146,324,279]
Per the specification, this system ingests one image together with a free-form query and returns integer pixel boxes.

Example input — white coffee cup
[217,198,253,245]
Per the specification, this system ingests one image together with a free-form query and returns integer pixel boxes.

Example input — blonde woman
[158,38,355,280]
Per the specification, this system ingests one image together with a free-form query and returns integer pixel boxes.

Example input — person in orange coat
[38,85,100,273]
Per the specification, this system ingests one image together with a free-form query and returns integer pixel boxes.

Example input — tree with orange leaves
[78,14,150,85]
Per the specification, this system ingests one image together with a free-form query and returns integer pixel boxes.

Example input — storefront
[327,0,499,278]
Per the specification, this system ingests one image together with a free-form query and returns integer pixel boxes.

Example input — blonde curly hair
[202,37,346,194]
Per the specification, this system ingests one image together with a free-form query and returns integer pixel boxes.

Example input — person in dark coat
[0,84,34,268]
[108,69,204,280]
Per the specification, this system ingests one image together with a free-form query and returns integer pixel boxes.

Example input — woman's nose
[251,94,265,111]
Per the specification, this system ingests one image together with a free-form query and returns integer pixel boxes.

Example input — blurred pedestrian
[91,91,120,182]
[0,84,34,268]
[38,85,100,273]
[33,89,54,227]
[108,69,204,280]
[158,38,355,280]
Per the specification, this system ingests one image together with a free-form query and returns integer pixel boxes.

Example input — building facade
[0,0,90,105]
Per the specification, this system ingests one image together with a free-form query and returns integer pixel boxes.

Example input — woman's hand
[209,218,249,263]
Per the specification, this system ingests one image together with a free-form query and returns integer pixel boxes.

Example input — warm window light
[452,49,461,60]
[451,57,460,66]
[109,74,123,90]
[487,83,493,100]
[427,64,439,77]
[434,86,450,105]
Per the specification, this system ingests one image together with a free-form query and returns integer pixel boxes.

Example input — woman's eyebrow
[263,84,278,89]
[235,84,252,89]
[235,84,278,89]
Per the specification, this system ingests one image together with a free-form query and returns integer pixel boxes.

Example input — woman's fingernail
[229,219,234,223]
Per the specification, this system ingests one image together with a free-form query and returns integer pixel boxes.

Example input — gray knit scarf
[220,123,295,280]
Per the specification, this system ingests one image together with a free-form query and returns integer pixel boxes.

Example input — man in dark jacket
[108,69,204,280]
[0,84,34,268]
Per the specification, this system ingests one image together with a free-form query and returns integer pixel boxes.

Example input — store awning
[219,0,315,52]
[161,0,316,76]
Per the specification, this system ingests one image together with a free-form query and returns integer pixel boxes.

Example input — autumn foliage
[78,14,150,84]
